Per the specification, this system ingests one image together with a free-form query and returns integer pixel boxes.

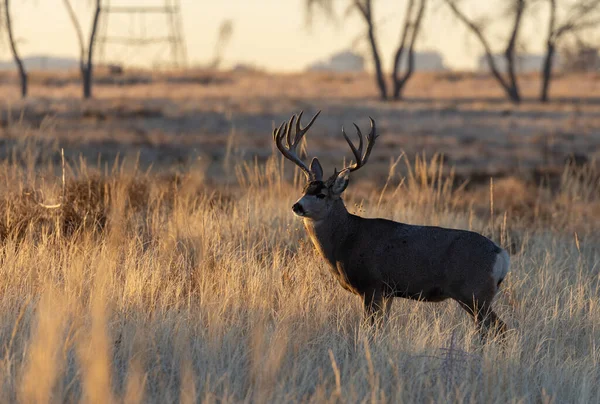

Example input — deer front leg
[362,288,385,327]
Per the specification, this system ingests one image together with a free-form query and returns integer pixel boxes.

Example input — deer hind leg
[458,299,507,343]
[362,288,386,328]
[383,296,394,322]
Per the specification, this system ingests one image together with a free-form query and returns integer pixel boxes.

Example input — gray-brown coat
[274,111,510,340]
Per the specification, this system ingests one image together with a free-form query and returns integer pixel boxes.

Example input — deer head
[273,111,377,221]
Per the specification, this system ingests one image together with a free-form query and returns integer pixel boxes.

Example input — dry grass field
[0,71,598,402]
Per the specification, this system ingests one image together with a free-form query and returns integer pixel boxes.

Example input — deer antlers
[273,111,378,181]
[341,117,377,173]
[273,110,321,181]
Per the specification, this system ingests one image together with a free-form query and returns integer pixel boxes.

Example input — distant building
[231,63,265,73]
[307,49,447,73]
[478,53,563,73]
[0,55,79,71]
[399,51,446,72]
[307,50,365,73]
[561,47,600,72]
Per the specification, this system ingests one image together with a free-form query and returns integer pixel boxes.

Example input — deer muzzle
[292,202,305,216]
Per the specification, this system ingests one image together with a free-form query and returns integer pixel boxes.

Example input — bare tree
[63,0,101,99]
[444,0,526,103]
[355,0,388,100]
[392,0,427,100]
[306,0,428,101]
[541,0,600,102]
[3,0,27,98]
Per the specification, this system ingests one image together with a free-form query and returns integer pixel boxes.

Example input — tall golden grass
[0,138,598,403]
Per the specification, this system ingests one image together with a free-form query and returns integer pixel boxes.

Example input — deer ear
[330,169,350,195]
[310,157,323,181]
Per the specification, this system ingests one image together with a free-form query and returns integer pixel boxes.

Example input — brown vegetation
[0,130,595,401]
[0,72,597,401]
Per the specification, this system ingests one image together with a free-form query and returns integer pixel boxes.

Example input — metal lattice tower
[96,0,187,68]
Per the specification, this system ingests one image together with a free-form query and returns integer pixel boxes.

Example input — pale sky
[1,0,550,71]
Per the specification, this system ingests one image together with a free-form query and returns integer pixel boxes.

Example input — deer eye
[316,194,326,199]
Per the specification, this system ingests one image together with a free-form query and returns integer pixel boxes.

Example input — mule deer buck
[273,111,510,341]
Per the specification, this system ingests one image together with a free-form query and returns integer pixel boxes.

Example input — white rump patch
[492,248,510,286]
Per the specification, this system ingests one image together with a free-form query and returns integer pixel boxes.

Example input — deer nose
[292,202,304,215]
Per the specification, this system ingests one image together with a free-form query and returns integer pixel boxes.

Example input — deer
[273,111,510,341]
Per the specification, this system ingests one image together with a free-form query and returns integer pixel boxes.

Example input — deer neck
[303,199,354,266]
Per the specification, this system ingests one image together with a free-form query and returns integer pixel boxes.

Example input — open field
[1,70,599,182]
[0,71,598,402]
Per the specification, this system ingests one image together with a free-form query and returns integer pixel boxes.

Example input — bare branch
[541,0,600,101]
[303,0,387,99]
[4,0,27,97]
[540,0,557,102]
[62,0,86,74]
[548,0,557,40]
[304,0,336,26]
[355,0,388,99]
[83,1,102,98]
[392,0,416,85]
[504,0,525,101]
[354,0,369,19]
[87,0,101,74]
[61,0,102,98]
[554,0,600,37]
[444,1,509,89]
[392,0,427,99]
[444,0,523,102]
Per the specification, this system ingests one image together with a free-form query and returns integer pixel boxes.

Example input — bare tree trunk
[444,0,523,104]
[540,0,556,103]
[391,0,415,98]
[83,1,102,99]
[504,0,525,103]
[540,41,555,103]
[4,0,27,98]
[356,0,388,100]
[392,0,426,100]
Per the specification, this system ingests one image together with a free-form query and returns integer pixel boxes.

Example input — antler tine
[341,126,361,166]
[286,115,296,148]
[273,120,285,141]
[352,123,365,158]
[340,117,378,173]
[272,111,322,181]
[362,117,378,164]
[294,111,304,144]
[296,110,321,142]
